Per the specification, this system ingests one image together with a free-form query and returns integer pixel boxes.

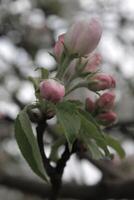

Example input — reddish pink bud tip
[90,74,116,91]
[40,79,65,103]
[53,34,65,62]
[97,111,117,125]
[84,53,102,72]
[97,92,115,110]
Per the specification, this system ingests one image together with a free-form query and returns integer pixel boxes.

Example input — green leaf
[68,100,83,108]
[78,109,111,157]
[79,109,100,129]
[104,134,125,159]
[15,108,48,181]
[86,139,104,159]
[79,109,125,159]
[56,101,81,150]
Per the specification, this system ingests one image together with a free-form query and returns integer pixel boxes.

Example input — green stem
[56,56,72,80]
[65,73,78,87]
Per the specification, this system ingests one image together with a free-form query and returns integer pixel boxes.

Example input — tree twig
[36,120,54,176]
[36,120,72,200]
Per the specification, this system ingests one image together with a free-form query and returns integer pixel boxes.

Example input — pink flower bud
[65,53,102,79]
[97,92,115,110]
[53,34,64,62]
[64,18,102,56]
[40,79,65,103]
[89,74,116,91]
[86,97,95,113]
[97,111,117,125]
[84,53,102,72]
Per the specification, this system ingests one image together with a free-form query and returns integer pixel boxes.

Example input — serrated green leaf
[104,134,125,159]
[87,140,104,159]
[15,108,48,181]
[56,101,81,150]
[78,110,110,157]
[79,109,100,129]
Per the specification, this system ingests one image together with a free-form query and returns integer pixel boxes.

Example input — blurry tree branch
[1,171,134,199]
[77,153,122,180]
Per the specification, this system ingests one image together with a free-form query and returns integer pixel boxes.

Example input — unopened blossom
[89,74,116,91]
[97,92,115,110]
[54,34,64,62]
[40,79,65,103]
[97,111,117,125]
[84,53,102,72]
[65,53,101,78]
[86,97,95,113]
[64,18,102,56]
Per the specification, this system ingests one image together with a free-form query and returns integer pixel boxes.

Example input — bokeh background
[1,0,134,199]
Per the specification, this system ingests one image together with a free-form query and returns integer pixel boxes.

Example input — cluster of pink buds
[38,17,117,125]
[86,92,117,126]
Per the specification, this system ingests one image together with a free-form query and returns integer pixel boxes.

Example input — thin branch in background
[1,171,134,199]
[77,152,122,180]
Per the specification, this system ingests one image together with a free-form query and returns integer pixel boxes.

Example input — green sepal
[35,67,49,79]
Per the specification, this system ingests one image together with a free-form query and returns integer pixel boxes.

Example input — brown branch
[36,120,72,200]
[1,172,134,199]
[50,143,72,200]
[105,120,134,130]
[36,120,54,176]
[77,153,122,180]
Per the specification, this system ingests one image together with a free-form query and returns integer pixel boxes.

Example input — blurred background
[1,0,134,199]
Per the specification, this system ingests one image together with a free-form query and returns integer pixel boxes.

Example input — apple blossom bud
[97,111,117,125]
[97,92,115,110]
[84,53,102,72]
[65,53,102,79]
[64,18,102,56]
[89,74,116,91]
[86,97,95,113]
[53,34,64,62]
[40,79,65,103]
